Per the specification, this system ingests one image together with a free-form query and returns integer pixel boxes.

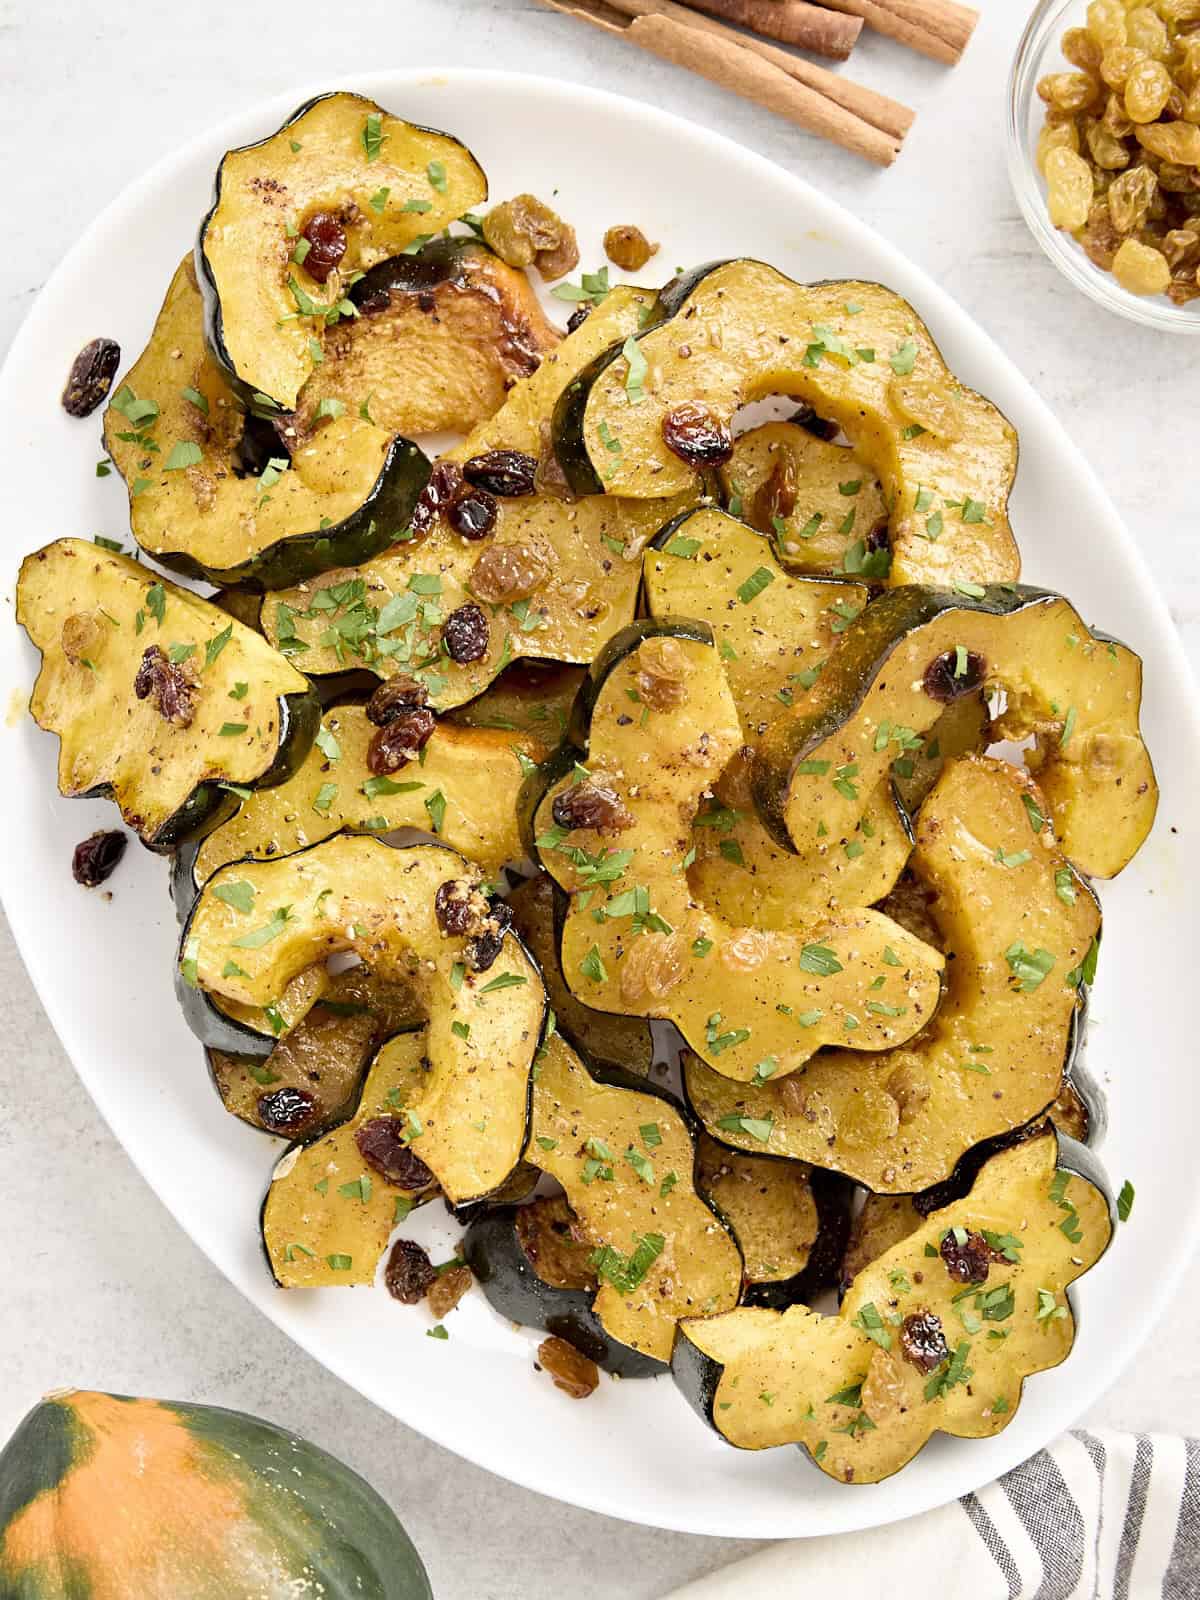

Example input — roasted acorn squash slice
[684,756,1100,1191]
[261,285,699,709]
[672,1130,1112,1485]
[180,837,546,1204]
[182,705,541,892]
[262,1024,438,1286]
[104,258,431,590]
[642,507,913,925]
[719,421,890,578]
[16,540,318,851]
[521,1032,742,1363]
[696,1135,852,1309]
[198,92,487,411]
[533,621,945,1082]
[463,1196,663,1378]
[507,873,654,1080]
[299,238,560,437]
[553,262,1020,588]
[209,965,422,1138]
[752,583,1157,879]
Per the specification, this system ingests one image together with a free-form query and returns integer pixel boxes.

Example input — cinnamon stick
[815,0,978,63]
[537,0,901,164]
[681,0,862,60]
[604,0,913,140]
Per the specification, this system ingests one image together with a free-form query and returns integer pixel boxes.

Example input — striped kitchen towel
[664,1431,1199,1599]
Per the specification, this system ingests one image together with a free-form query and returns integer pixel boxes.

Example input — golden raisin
[636,635,692,711]
[1038,70,1102,112]
[618,931,686,1005]
[1108,163,1160,232]
[603,224,659,272]
[1125,6,1169,59]
[1045,146,1096,228]
[538,1336,599,1399]
[1037,119,1081,173]
[427,1265,473,1320]
[1100,45,1146,90]
[1112,236,1172,291]
[1086,0,1127,51]
[1063,26,1103,73]
[61,611,103,666]
[1137,119,1200,164]
[469,540,548,603]
[1125,58,1173,122]
[483,194,579,281]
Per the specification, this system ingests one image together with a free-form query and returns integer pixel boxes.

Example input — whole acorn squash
[0,1389,431,1599]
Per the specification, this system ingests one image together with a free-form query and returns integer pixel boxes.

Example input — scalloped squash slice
[673,1130,1112,1484]
[752,584,1157,880]
[527,1033,742,1362]
[685,756,1100,1191]
[180,836,546,1203]
[533,622,945,1083]
[199,91,487,410]
[16,539,317,851]
[553,261,1020,587]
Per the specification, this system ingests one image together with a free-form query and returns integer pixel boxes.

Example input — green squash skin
[141,436,432,592]
[463,1205,666,1379]
[0,1393,431,1600]
[195,92,485,416]
[671,1131,1116,1482]
[80,686,319,857]
[749,583,1146,855]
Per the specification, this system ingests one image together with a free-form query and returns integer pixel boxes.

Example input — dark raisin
[537,1335,599,1398]
[551,780,633,835]
[257,1086,319,1136]
[301,212,347,284]
[365,675,429,727]
[384,1238,438,1305]
[435,877,490,938]
[62,338,121,418]
[409,461,464,538]
[462,450,539,498]
[133,645,196,727]
[789,402,840,442]
[662,403,734,468]
[355,1117,436,1188]
[900,1310,951,1374]
[71,829,127,888]
[923,649,987,703]
[442,603,490,664]
[566,303,592,334]
[367,708,436,774]
[865,523,890,555]
[939,1227,993,1283]
[465,899,513,974]
[446,486,498,541]
[358,288,392,317]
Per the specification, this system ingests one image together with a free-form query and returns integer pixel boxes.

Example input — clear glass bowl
[1007,0,1200,333]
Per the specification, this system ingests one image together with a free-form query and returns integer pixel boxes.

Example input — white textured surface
[0,3,1194,1596]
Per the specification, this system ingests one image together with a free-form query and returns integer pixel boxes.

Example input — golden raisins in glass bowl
[1009,0,1200,330]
